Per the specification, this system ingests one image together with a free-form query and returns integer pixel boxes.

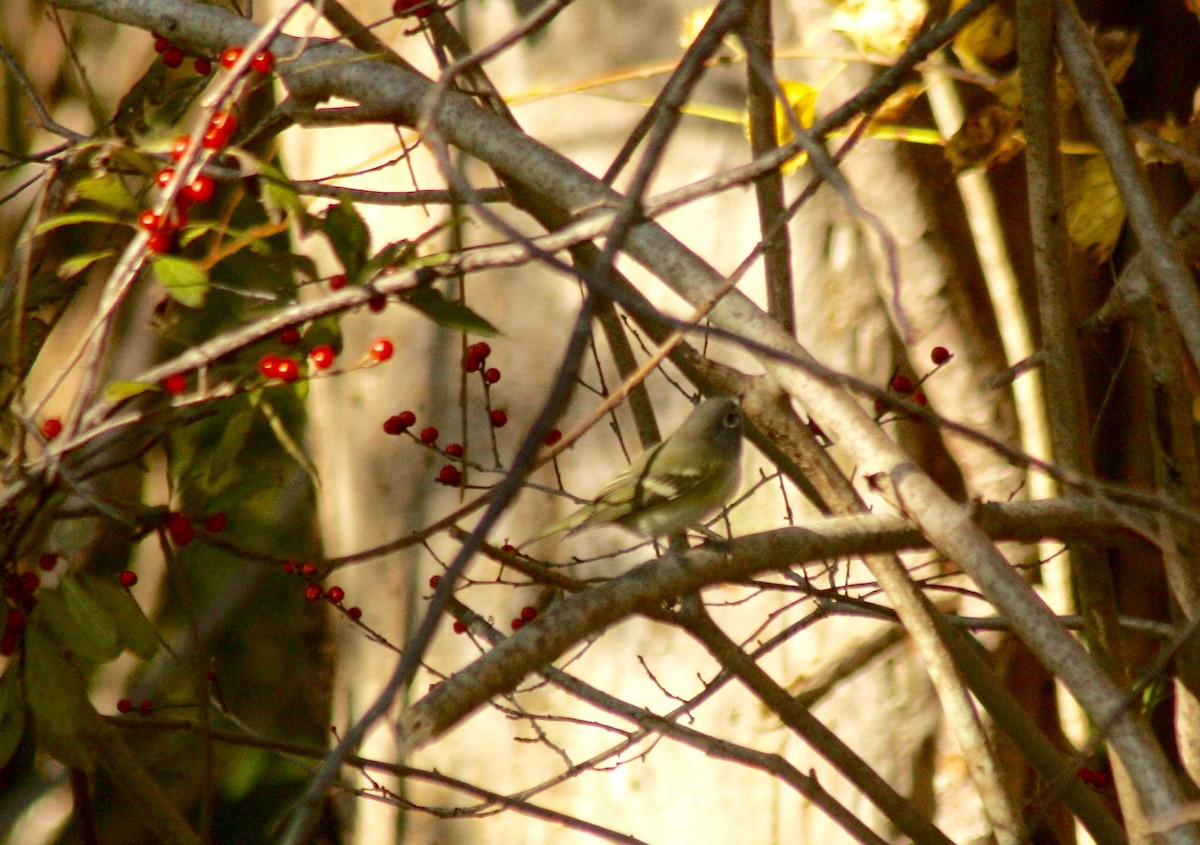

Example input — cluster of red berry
[116,697,156,715]
[873,345,954,420]
[280,559,360,619]
[0,555,55,655]
[162,511,226,547]
[380,342,517,487]
[152,33,275,76]
[140,39,280,256]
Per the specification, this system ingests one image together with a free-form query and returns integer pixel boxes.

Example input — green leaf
[58,575,122,665]
[85,576,160,660]
[24,623,96,769]
[319,200,370,281]
[72,173,138,213]
[58,249,116,280]
[103,380,157,403]
[152,255,209,308]
[201,400,257,496]
[225,151,302,224]
[360,239,417,282]
[177,221,223,247]
[0,665,26,771]
[259,396,320,489]
[34,210,122,236]
[403,287,498,336]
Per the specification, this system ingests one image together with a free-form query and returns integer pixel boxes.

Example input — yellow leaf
[774,80,820,174]
[951,0,1015,75]
[1065,155,1125,261]
[830,0,927,57]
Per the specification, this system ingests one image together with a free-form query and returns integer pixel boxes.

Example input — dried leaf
[944,101,1024,172]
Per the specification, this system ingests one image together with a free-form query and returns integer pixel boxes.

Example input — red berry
[202,512,227,533]
[155,167,175,188]
[119,570,138,588]
[305,584,323,601]
[279,327,301,346]
[500,542,516,553]
[347,606,362,621]
[183,174,216,204]
[20,571,40,594]
[384,411,417,435]
[370,338,394,362]
[890,374,914,394]
[282,560,297,574]
[429,575,441,589]
[162,372,187,394]
[220,46,244,69]
[0,631,18,657]
[162,45,184,68]
[38,553,57,571]
[170,135,190,161]
[327,585,345,603]
[452,619,467,634]
[258,354,282,379]
[147,230,174,254]
[445,443,464,457]
[41,418,63,440]
[1079,768,1112,789]
[419,426,438,445]
[201,128,226,152]
[511,618,524,631]
[520,605,537,621]
[329,273,348,290]
[309,345,336,370]
[300,562,317,577]
[873,397,886,416]
[138,209,161,231]
[912,390,928,406]
[166,512,195,546]
[489,409,508,428]
[154,36,170,53]
[437,464,462,486]
[393,0,435,18]
[276,357,299,382]
[463,353,483,373]
[931,346,952,366]
[544,428,562,446]
[468,341,491,360]
[483,367,501,384]
[251,49,275,73]
[117,698,134,713]
[367,294,387,313]
[6,608,26,634]
[139,700,153,714]
[202,111,238,149]
[194,56,212,74]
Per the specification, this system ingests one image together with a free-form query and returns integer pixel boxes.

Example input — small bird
[524,397,743,545]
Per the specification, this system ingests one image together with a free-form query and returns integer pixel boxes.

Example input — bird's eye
[723,412,739,427]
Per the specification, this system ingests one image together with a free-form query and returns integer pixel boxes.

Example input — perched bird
[524,397,743,545]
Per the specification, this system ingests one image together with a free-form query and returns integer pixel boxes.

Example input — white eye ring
[723,412,739,427]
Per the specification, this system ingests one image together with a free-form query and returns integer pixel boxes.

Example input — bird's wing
[569,445,710,533]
